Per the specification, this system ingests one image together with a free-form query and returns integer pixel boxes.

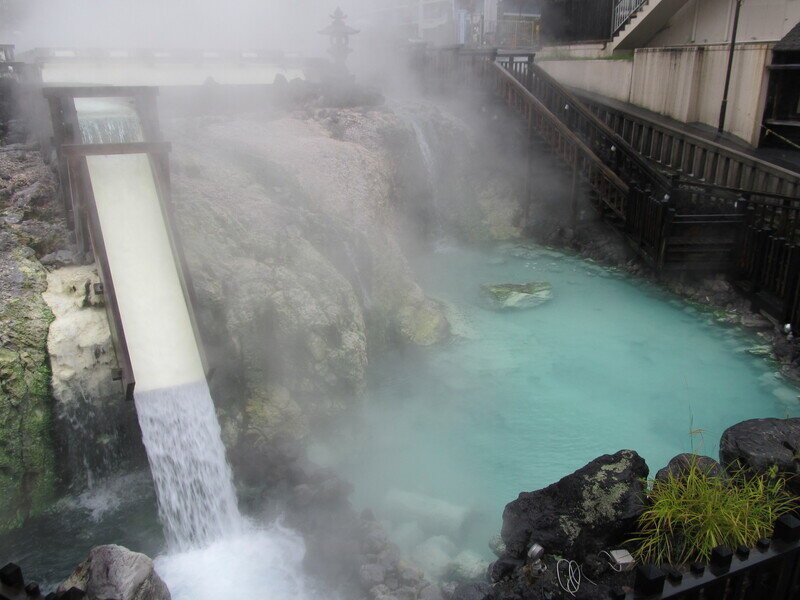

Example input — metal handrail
[613,0,648,34]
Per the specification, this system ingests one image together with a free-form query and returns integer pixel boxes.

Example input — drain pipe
[718,0,743,133]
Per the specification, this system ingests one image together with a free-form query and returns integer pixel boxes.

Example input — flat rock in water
[481,282,552,310]
[500,450,648,559]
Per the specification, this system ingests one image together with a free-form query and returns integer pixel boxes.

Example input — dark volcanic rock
[719,418,800,493]
[655,453,724,482]
[500,450,648,559]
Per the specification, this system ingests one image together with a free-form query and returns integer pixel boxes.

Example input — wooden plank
[61,141,172,156]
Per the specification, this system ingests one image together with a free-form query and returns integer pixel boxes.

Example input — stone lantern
[319,6,359,72]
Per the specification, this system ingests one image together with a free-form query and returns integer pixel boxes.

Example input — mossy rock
[0,245,57,533]
[481,282,552,310]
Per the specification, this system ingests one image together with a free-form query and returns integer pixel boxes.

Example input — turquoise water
[321,242,800,572]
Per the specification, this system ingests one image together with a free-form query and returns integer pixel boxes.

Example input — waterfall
[408,117,447,245]
[75,102,317,599]
[74,96,144,145]
[134,381,242,551]
[79,116,144,144]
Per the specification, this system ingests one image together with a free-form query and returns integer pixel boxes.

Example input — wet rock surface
[42,265,141,487]
[500,450,648,559]
[58,545,171,600]
[0,145,66,531]
[720,418,800,493]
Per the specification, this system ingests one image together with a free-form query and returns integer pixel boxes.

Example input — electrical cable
[556,559,581,596]
[598,550,624,572]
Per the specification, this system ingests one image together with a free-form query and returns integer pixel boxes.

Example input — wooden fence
[620,514,800,600]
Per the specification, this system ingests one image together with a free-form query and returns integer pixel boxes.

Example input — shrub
[628,456,797,565]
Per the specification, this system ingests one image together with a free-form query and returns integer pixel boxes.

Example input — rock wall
[163,108,459,471]
[0,146,64,531]
[42,265,141,488]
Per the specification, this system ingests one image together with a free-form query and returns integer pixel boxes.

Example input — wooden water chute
[43,86,209,400]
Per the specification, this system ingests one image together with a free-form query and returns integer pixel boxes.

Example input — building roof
[775,21,800,51]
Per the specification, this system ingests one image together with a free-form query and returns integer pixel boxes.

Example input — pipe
[718,0,743,133]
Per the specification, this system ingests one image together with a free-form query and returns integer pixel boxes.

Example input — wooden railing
[579,92,800,196]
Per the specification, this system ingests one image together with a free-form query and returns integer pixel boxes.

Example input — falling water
[74,96,144,144]
[65,95,320,600]
[133,381,242,551]
[408,118,446,244]
[135,381,317,600]
[79,116,144,144]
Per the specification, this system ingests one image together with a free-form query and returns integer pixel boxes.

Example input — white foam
[155,524,322,600]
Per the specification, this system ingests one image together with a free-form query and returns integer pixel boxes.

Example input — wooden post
[527,53,535,90]
[570,149,579,227]
[658,199,676,270]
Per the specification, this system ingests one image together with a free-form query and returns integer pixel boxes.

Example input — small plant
[628,455,797,565]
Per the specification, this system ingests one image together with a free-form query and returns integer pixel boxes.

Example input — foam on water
[155,524,318,600]
[134,381,241,551]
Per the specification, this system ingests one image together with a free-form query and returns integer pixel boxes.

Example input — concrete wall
[537,43,610,59]
[631,43,772,144]
[538,42,772,145]
[649,0,800,47]
[538,58,633,102]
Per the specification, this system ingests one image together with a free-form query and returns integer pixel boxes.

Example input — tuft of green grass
[628,456,797,565]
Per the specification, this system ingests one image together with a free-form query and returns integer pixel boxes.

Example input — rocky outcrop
[58,545,170,600]
[164,111,452,467]
[720,418,800,494]
[42,265,140,487]
[0,147,65,531]
[500,450,648,560]
[42,266,116,406]
[655,453,724,482]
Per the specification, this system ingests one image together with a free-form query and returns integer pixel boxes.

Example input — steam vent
[2,2,800,600]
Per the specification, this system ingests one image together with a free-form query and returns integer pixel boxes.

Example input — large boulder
[58,545,170,600]
[719,418,800,493]
[655,453,724,482]
[500,450,648,559]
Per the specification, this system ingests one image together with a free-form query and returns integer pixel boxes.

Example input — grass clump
[628,457,796,565]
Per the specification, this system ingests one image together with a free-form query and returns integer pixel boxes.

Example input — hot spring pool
[4,242,799,591]
[316,242,800,576]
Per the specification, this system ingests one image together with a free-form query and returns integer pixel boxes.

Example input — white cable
[556,559,581,596]
[598,550,624,572]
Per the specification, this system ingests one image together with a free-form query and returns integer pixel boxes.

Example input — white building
[538,0,800,147]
